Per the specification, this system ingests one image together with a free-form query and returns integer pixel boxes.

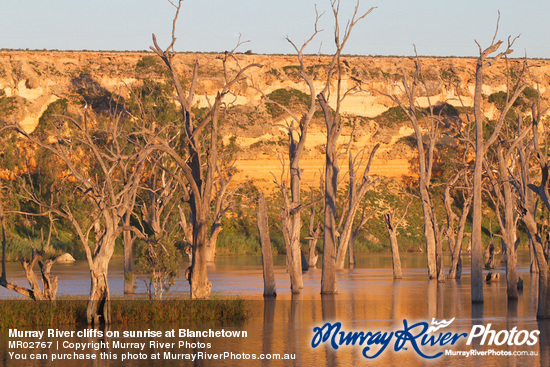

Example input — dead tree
[379,55,445,282]
[470,22,526,303]
[520,101,550,319]
[444,170,473,279]
[306,189,322,268]
[319,0,375,293]
[514,114,541,275]
[483,141,525,299]
[149,0,261,298]
[383,201,411,279]
[254,12,324,293]
[334,145,379,271]
[9,100,148,324]
[0,193,58,300]
[257,191,276,297]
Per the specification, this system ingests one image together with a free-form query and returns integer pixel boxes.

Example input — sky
[1,0,549,58]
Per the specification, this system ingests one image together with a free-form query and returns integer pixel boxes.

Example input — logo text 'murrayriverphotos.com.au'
[311,318,539,359]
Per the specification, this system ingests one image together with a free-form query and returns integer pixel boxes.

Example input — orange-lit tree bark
[10,105,148,324]
[334,145,379,271]
[520,102,550,318]
[470,27,525,303]
[257,191,276,297]
[380,55,445,282]
[257,12,323,292]
[383,201,411,279]
[150,0,261,298]
[319,1,375,293]
[307,188,322,268]
[444,170,473,280]
[0,191,58,301]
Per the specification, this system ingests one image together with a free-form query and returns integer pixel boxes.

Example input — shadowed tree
[444,169,473,280]
[149,0,261,298]
[518,100,550,318]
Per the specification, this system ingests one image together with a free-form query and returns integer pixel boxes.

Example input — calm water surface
[1,252,548,366]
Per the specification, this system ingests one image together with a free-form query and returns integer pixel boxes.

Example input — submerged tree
[149,0,261,298]
[378,56,446,282]
[469,26,525,303]
[264,13,321,293]
[383,200,411,279]
[444,169,473,280]
[519,100,550,318]
[319,1,375,294]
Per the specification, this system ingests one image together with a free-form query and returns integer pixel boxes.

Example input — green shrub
[265,88,310,118]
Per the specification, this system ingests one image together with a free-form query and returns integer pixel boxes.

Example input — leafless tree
[9,100,148,324]
[0,191,58,300]
[483,140,524,299]
[383,200,411,279]
[306,187,322,269]
[334,145,379,271]
[319,0,375,293]
[149,0,261,298]
[378,55,445,282]
[469,21,526,303]
[257,191,276,297]
[444,169,473,279]
[518,100,550,318]
[254,10,324,293]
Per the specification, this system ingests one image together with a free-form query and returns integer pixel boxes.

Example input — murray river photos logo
[311,318,540,359]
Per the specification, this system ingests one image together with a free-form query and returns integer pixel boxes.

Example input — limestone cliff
[1,50,549,188]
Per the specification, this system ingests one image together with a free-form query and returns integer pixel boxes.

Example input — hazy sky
[1,0,549,58]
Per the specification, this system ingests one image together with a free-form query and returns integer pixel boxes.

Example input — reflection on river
[0,252,549,366]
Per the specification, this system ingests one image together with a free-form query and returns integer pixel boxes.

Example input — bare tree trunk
[446,180,472,280]
[320,93,339,294]
[0,199,58,300]
[308,233,319,268]
[384,211,403,279]
[335,147,379,271]
[307,194,321,268]
[469,26,525,304]
[524,214,550,318]
[123,212,135,294]
[257,192,276,297]
[205,226,222,263]
[38,259,58,300]
[420,186,438,279]
[529,238,540,274]
[523,102,550,318]
[349,231,357,268]
[87,257,111,325]
[379,58,442,280]
[494,147,519,299]
[189,208,212,299]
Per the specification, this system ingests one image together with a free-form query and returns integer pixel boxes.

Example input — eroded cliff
[2,50,549,188]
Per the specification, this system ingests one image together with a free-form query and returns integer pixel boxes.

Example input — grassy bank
[0,298,249,328]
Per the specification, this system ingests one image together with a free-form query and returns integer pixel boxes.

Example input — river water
[0,252,548,366]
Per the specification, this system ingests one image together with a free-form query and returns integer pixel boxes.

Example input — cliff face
[2,50,549,188]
